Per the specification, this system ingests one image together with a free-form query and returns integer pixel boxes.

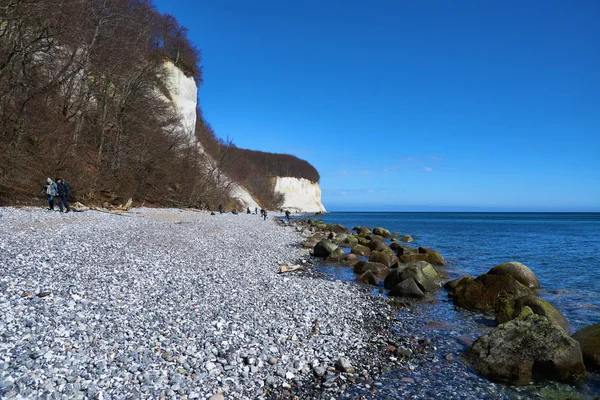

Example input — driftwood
[279,264,304,273]
[71,202,90,212]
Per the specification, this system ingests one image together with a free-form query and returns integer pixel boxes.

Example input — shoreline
[0,207,411,399]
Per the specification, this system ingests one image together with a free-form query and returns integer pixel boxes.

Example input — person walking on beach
[44,178,57,210]
[247,207,251,214]
[255,207,258,215]
[55,177,71,213]
[218,204,223,214]
[261,209,267,221]
[285,210,291,223]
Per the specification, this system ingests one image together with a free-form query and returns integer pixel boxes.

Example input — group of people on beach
[44,177,71,213]
[217,204,272,221]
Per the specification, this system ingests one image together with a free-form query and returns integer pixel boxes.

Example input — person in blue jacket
[45,178,57,210]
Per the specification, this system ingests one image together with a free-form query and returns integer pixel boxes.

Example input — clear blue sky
[153,0,599,211]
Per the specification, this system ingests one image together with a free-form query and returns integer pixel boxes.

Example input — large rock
[353,226,371,235]
[488,262,540,290]
[326,247,346,262]
[496,295,572,334]
[453,274,532,314]
[350,244,371,256]
[572,323,600,371]
[398,253,445,266]
[390,242,418,255]
[372,227,391,237]
[418,247,447,266]
[329,223,351,234]
[353,261,389,277]
[369,250,395,268]
[339,236,358,248]
[389,278,425,299]
[313,239,338,258]
[400,235,414,243]
[384,261,441,292]
[341,253,361,266]
[355,270,378,286]
[464,307,586,384]
[367,240,389,252]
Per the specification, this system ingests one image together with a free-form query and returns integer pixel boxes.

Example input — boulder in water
[356,270,378,286]
[326,247,346,262]
[496,295,572,334]
[353,261,389,277]
[487,261,540,290]
[389,278,425,299]
[464,307,586,384]
[350,244,371,256]
[373,227,392,237]
[385,261,441,292]
[313,239,338,258]
[369,250,395,268]
[572,323,600,371]
[453,274,531,314]
[400,235,414,243]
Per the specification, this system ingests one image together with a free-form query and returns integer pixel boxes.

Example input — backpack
[64,181,72,194]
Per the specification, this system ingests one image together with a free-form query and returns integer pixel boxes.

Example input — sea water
[315,212,600,398]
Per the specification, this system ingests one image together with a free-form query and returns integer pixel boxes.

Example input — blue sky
[153,0,599,211]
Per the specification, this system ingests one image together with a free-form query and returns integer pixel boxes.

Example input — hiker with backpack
[55,177,71,213]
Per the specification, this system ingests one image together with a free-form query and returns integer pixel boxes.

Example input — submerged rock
[572,323,600,371]
[487,261,540,289]
[400,235,414,243]
[464,307,586,385]
[353,261,389,277]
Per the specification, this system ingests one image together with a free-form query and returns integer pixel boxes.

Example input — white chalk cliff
[163,62,325,212]
[274,177,326,213]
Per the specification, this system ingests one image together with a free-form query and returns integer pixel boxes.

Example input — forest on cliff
[0,0,319,209]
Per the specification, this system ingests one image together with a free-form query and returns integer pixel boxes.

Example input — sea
[314,212,600,399]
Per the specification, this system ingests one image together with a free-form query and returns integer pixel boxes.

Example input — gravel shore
[0,208,400,399]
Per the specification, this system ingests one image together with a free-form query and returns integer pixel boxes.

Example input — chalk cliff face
[163,62,325,212]
[274,177,326,213]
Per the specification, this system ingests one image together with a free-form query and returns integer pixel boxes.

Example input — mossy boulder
[303,239,318,248]
[367,240,389,252]
[572,323,600,371]
[464,307,586,385]
[369,250,397,268]
[357,236,370,246]
[390,242,418,255]
[418,247,447,266]
[496,295,571,334]
[400,235,414,243]
[350,244,371,256]
[353,261,389,277]
[341,253,361,266]
[338,236,358,248]
[373,227,392,238]
[329,223,351,234]
[453,274,532,315]
[384,261,441,292]
[326,247,346,262]
[389,278,425,299]
[356,270,378,286]
[353,226,372,235]
[398,252,445,266]
[313,239,338,258]
[444,277,471,292]
[488,262,540,290]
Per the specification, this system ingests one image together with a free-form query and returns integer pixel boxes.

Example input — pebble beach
[0,208,404,399]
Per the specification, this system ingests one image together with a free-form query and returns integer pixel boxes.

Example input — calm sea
[319,212,600,330]
[315,212,600,398]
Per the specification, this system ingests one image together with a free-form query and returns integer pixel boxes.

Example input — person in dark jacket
[285,210,291,223]
[55,177,70,213]
[218,204,223,214]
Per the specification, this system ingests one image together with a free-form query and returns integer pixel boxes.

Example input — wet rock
[400,235,413,243]
[496,295,572,334]
[341,253,361,266]
[487,261,540,290]
[384,261,441,292]
[572,323,600,371]
[326,247,346,261]
[353,261,389,278]
[350,244,371,257]
[372,227,391,238]
[355,270,378,286]
[389,278,425,298]
[368,250,395,268]
[367,240,389,252]
[453,274,531,314]
[464,307,586,384]
[313,239,338,257]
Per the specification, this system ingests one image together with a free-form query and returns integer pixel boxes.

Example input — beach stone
[398,252,445,266]
[367,240,389,252]
[453,274,531,314]
[326,247,346,261]
[313,239,338,257]
[400,235,414,243]
[303,239,318,248]
[209,394,224,400]
[487,261,540,289]
[464,307,586,384]
[339,236,358,248]
[353,226,371,235]
[419,247,447,266]
[341,253,361,266]
[384,261,441,292]
[353,261,389,278]
[350,244,370,256]
[389,278,425,298]
[355,270,378,286]
[496,295,572,334]
[572,323,600,371]
[335,357,356,373]
[372,227,391,238]
[443,277,470,292]
[368,250,394,268]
